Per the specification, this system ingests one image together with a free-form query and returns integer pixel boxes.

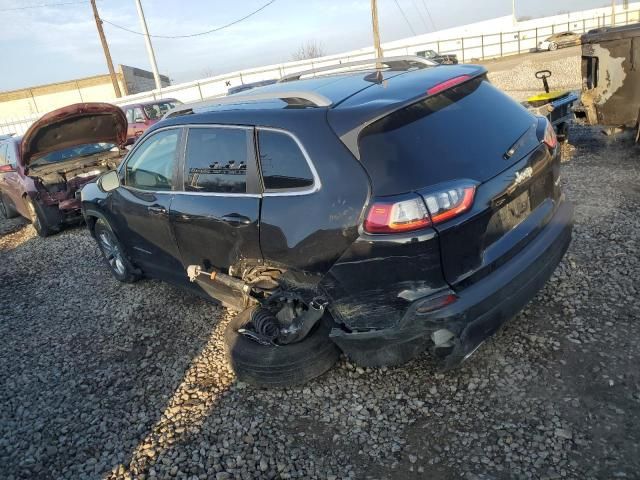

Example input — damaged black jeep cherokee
[81,57,573,387]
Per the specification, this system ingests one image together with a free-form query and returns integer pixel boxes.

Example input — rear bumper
[329,199,574,367]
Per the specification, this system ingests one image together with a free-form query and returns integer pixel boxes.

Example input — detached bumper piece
[330,200,574,368]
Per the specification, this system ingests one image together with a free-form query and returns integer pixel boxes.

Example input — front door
[110,127,185,283]
[169,126,262,308]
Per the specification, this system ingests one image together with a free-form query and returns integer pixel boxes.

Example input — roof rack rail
[279,55,437,83]
[164,90,332,119]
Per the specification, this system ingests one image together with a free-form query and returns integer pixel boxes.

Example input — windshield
[143,101,178,120]
[31,142,116,166]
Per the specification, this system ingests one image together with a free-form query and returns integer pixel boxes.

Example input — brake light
[422,185,476,224]
[427,75,471,96]
[364,195,431,234]
[543,120,557,149]
[0,165,14,173]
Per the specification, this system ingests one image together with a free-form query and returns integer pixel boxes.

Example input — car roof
[122,98,179,108]
[156,64,486,138]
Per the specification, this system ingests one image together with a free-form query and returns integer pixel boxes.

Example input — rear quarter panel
[257,112,371,290]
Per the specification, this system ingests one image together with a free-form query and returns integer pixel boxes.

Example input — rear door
[358,77,560,288]
[169,125,261,308]
[110,127,185,282]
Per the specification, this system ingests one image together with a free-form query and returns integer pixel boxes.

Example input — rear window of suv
[258,130,314,191]
[358,77,535,196]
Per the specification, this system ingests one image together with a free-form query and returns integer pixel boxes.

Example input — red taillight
[0,164,14,173]
[427,75,472,96]
[422,185,476,225]
[543,120,557,149]
[364,196,431,234]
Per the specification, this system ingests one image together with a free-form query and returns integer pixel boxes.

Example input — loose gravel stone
[1,52,639,479]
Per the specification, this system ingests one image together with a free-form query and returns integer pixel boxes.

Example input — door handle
[220,213,251,225]
[148,205,167,216]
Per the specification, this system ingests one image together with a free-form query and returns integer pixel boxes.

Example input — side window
[0,144,7,165]
[125,108,134,124]
[124,129,179,191]
[184,127,249,194]
[5,143,16,167]
[133,107,145,122]
[258,130,314,191]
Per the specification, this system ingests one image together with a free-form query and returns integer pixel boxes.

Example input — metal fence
[2,9,639,136]
[385,9,640,61]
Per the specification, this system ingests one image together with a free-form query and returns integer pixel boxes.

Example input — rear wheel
[24,197,61,237]
[94,218,139,283]
[224,306,341,387]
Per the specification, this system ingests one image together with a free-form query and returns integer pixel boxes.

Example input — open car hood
[21,103,127,167]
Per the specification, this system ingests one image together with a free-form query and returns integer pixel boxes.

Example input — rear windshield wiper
[503,122,537,160]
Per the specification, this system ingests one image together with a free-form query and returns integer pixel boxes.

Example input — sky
[0,0,616,92]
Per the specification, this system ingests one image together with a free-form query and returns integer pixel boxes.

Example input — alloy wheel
[98,230,127,276]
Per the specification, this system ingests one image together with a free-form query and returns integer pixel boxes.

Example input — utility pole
[370,0,383,60]
[611,0,616,26]
[134,0,162,90]
[90,0,122,98]
[512,0,517,25]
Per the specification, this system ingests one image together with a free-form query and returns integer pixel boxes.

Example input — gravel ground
[1,58,639,478]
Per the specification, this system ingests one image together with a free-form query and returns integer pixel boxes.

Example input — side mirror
[99,170,120,192]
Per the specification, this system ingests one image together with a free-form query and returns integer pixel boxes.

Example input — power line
[420,0,438,31]
[102,0,276,39]
[411,0,430,32]
[393,0,417,36]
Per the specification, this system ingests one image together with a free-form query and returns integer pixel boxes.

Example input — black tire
[549,42,558,51]
[0,193,18,219]
[24,196,61,237]
[94,218,140,283]
[224,307,341,387]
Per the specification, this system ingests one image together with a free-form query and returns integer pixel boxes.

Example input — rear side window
[184,127,249,194]
[258,130,314,191]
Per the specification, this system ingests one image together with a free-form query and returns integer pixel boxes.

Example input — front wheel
[94,218,140,283]
[549,42,558,51]
[0,193,18,219]
[24,197,60,237]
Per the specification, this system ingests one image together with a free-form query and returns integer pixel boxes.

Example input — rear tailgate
[356,77,561,287]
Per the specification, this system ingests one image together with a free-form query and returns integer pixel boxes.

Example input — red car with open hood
[0,102,127,236]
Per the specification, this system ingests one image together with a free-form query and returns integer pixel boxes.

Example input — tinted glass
[125,129,179,191]
[184,128,248,194]
[358,78,535,195]
[258,130,313,191]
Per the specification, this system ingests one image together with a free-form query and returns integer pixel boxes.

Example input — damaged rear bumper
[329,200,574,367]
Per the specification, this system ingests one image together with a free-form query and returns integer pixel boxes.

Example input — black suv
[81,57,573,387]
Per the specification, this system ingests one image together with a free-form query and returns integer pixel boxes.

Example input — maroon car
[0,103,126,237]
[121,98,181,144]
